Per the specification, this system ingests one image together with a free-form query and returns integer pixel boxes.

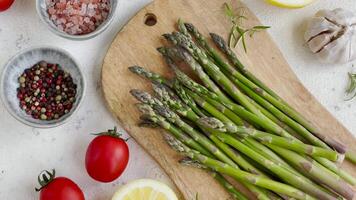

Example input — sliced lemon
[112,179,178,200]
[265,0,315,8]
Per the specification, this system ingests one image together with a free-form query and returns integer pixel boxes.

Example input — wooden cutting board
[101,0,356,199]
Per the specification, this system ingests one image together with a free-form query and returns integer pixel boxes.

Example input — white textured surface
[0,0,355,199]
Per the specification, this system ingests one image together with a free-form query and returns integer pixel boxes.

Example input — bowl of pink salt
[36,0,117,40]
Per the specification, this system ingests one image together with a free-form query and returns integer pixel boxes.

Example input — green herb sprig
[223,2,270,53]
[345,72,356,101]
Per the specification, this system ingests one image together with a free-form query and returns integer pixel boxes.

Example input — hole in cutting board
[144,13,157,26]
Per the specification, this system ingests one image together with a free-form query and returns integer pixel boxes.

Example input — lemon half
[112,179,178,200]
[265,0,315,8]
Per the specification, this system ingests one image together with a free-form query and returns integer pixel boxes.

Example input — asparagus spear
[173,79,209,117]
[204,95,305,138]
[245,96,308,143]
[145,83,332,199]
[186,89,245,127]
[346,153,356,164]
[204,93,355,184]
[170,65,292,140]
[198,119,341,196]
[196,98,354,184]
[129,18,356,200]
[172,80,210,117]
[315,158,356,185]
[131,89,238,167]
[180,23,346,156]
[170,58,354,184]
[152,83,200,121]
[182,22,334,151]
[195,116,335,198]
[198,117,341,162]
[130,57,208,118]
[136,103,213,157]
[154,83,272,179]
[268,145,354,200]
[172,61,351,182]
[184,21,352,165]
[241,138,305,177]
[138,104,250,200]
[213,49,355,185]
[180,157,252,200]
[213,132,337,200]
[138,98,271,199]
[209,32,282,102]
[209,32,350,157]
[170,33,306,141]
[161,46,232,103]
[128,65,173,87]
[171,31,258,114]
[211,172,250,200]
[239,137,337,200]
[222,68,346,155]
[155,83,286,199]
[165,134,316,200]
[139,90,275,199]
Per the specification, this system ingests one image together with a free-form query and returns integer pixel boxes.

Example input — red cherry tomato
[36,170,85,200]
[0,0,14,12]
[85,127,129,183]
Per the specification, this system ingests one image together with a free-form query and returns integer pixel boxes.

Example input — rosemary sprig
[345,72,356,101]
[223,2,270,53]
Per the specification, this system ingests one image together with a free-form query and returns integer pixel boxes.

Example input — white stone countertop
[0,0,355,199]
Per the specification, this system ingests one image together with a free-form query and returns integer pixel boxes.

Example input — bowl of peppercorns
[0,46,85,128]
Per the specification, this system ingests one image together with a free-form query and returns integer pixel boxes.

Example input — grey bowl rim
[0,46,86,128]
[35,0,118,40]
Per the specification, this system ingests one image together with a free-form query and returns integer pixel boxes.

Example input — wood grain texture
[101,0,356,199]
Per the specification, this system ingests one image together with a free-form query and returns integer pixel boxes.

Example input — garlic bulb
[305,8,356,64]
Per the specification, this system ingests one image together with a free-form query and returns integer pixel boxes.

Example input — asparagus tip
[209,33,226,48]
[177,18,184,25]
[198,117,226,131]
[152,82,168,98]
[128,65,144,74]
[156,46,166,54]
[184,22,194,32]
[135,103,153,115]
[138,115,159,128]
[164,133,185,153]
[162,33,176,44]
[179,157,206,169]
[130,89,151,104]
[154,104,171,118]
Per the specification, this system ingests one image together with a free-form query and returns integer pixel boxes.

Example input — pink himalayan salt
[46,0,110,35]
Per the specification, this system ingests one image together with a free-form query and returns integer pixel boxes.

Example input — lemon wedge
[265,0,315,8]
[112,179,178,200]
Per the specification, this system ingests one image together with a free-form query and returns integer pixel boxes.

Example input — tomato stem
[92,126,123,138]
[35,169,56,192]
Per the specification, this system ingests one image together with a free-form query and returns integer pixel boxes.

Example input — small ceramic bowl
[0,46,85,128]
[36,0,118,40]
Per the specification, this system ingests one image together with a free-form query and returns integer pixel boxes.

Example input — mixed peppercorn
[17,61,77,120]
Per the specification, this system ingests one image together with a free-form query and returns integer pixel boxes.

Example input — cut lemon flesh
[265,0,314,8]
[112,179,178,200]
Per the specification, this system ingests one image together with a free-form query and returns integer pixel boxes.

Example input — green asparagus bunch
[128,19,356,200]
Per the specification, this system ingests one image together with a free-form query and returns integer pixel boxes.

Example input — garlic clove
[307,31,336,53]
[304,17,339,42]
[305,8,356,64]
[319,8,356,26]
[318,29,353,63]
